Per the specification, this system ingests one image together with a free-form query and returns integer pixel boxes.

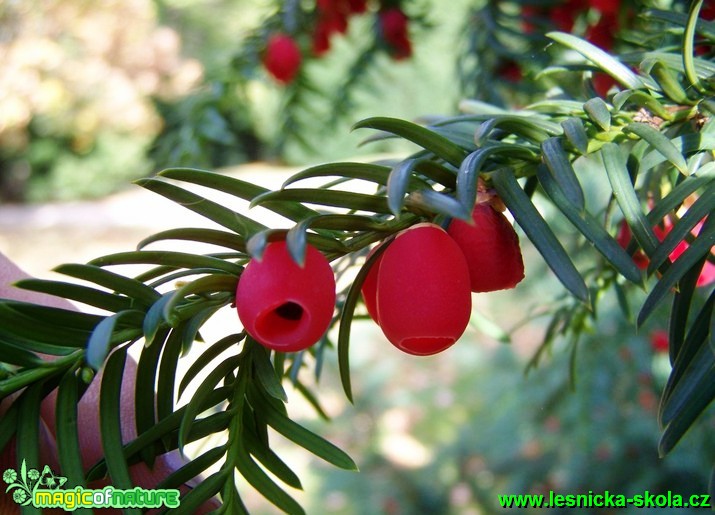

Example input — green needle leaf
[602,143,660,257]
[624,123,688,175]
[492,168,589,302]
[353,117,468,167]
[541,138,586,211]
[99,348,142,515]
[547,32,646,90]
[536,166,643,284]
[387,158,418,216]
[86,310,143,370]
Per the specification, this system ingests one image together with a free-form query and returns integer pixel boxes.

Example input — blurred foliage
[0,0,202,202]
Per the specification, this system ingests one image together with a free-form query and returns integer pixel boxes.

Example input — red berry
[374,223,472,356]
[649,330,669,353]
[263,34,302,84]
[618,216,715,287]
[360,244,384,325]
[447,204,525,293]
[616,221,649,270]
[236,242,336,352]
[379,8,412,60]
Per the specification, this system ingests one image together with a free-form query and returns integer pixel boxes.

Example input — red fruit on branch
[379,7,412,60]
[263,34,302,84]
[360,244,384,325]
[372,223,472,356]
[313,12,349,55]
[236,241,336,352]
[616,221,649,270]
[447,203,525,293]
[617,217,715,287]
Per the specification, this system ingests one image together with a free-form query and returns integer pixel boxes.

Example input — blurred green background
[1,0,713,513]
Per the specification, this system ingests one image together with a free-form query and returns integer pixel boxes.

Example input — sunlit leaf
[547,32,647,89]
[625,123,689,174]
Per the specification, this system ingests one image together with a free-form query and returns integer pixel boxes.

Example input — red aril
[374,223,472,356]
[447,203,525,293]
[236,241,336,352]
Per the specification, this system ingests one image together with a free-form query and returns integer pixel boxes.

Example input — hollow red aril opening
[255,301,310,347]
[274,301,303,321]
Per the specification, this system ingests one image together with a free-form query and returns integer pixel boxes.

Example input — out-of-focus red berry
[312,12,349,55]
[586,12,618,50]
[447,203,525,293]
[374,223,472,356]
[617,217,715,287]
[650,330,669,353]
[379,8,412,60]
[263,34,302,84]
[236,241,336,352]
[616,221,649,269]
[347,0,368,14]
[592,72,618,97]
[497,61,523,82]
[661,217,715,287]
[590,0,621,16]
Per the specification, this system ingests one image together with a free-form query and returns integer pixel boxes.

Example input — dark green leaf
[249,340,287,402]
[179,333,245,398]
[54,264,160,307]
[283,162,392,187]
[602,143,660,256]
[156,445,226,491]
[86,310,143,370]
[56,370,87,490]
[639,220,715,326]
[136,177,266,236]
[100,347,141,514]
[178,355,241,454]
[661,291,715,424]
[138,228,248,253]
[353,117,468,167]
[405,189,471,221]
[251,188,392,215]
[234,442,305,515]
[13,279,134,313]
[561,118,590,155]
[163,274,238,326]
[640,134,715,172]
[536,166,642,284]
[492,168,589,302]
[541,138,586,211]
[159,167,321,224]
[337,242,390,403]
[583,98,611,132]
[387,158,419,215]
[648,184,715,273]
[90,250,243,276]
[646,164,715,227]
[170,469,229,515]
[252,385,357,470]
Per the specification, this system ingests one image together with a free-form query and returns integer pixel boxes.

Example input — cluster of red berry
[235,201,525,357]
[262,1,412,84]
[617,217,715,288]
